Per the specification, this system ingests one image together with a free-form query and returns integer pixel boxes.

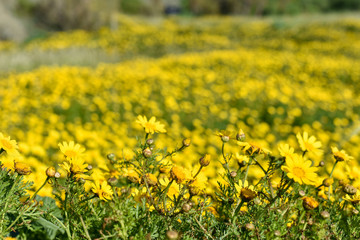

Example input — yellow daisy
[331,147,353,163]
[0,132,20,157]
[170,165,191,184]
[296,132,323,156]
[278,143,294,159]
[136,115,166,134]
[59,157,88,175]
[237,141,271,156]
[281,154,318,185]
[159,177,180,198]
[58,141,85,159]
[91,180,113,201]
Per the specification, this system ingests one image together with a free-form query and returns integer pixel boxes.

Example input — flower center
[65,150,77,158]
[293,167,305,178]
[145,122,156,130]
[1,139,13,150]
[304,142,314,151]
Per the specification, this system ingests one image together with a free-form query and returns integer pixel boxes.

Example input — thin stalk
[328,160,339,199]
[79,215,91,240]
[29,176,50,201]
[242,157,253,185]
[192,166,203,180]
[233,199,244,217]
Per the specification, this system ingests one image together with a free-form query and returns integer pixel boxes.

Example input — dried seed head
[146,138,154,145]
[352,209,359,215]
[182,203,191,212]
[230,171,237,178]
[318,161,325,167]
[107,177,118,186]
[343,184,357,195]
[86,164,93,171]
[253,197,261,205]
[298,190,306,197]
[166,230,179,240]
[54,172,61,178]
[107,153,117,164]
[320,210,330,219]
[245,223,255,231]
[274,230,281,237]
[143,148,152,158]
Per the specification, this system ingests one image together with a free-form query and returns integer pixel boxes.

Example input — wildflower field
[1,15,360,239]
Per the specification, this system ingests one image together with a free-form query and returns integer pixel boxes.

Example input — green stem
[328,160,338,199]
[49,212,71,238]
[29,176,50,202]
[242,157,253,185]
[79,215,91,240]
[233,199,244,217]
[5,202,36,233]
[221,142,226,161]
[192,166,203,180]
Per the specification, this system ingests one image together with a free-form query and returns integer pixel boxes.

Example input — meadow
[0,14,360,239]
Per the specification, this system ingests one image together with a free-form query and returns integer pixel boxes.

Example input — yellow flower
[344,191,360,205]
[281,154,318,185]
[0,132,20,157]
[159,177,180,198]
[278,143,294,159]
[302,196,319,210]
[58,141,85,159]
[91,180,113,201]
[170,165,191,184]
[136,115,166,134]
[59,157,88,175]
[240,188,257,202]
[331,146,353,163]
[235,153,249,165]
[237,141,271,155]
[142,173,158,186]
[189,173,207,195]
[296,132,323,156]
[14,162,32,175]
[131,187,148,203]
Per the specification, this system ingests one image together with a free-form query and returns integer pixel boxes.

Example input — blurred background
[1,0,360,42]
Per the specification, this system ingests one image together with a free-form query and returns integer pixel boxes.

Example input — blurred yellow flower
[281,154,318,185]
[331,146,353,163]
[58,141,85,159]
[0,132,20,157]
[296,132,323,156]
[136,115,166,134]
[278,143,294,159]
[170,165,191,184]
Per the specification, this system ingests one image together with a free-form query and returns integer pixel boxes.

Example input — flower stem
[327,160,338,199]
[29,176,50,202]
[242,157,253,185]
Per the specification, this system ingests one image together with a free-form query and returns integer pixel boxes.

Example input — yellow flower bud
[199,154,211,167]
[46,167,56,177]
